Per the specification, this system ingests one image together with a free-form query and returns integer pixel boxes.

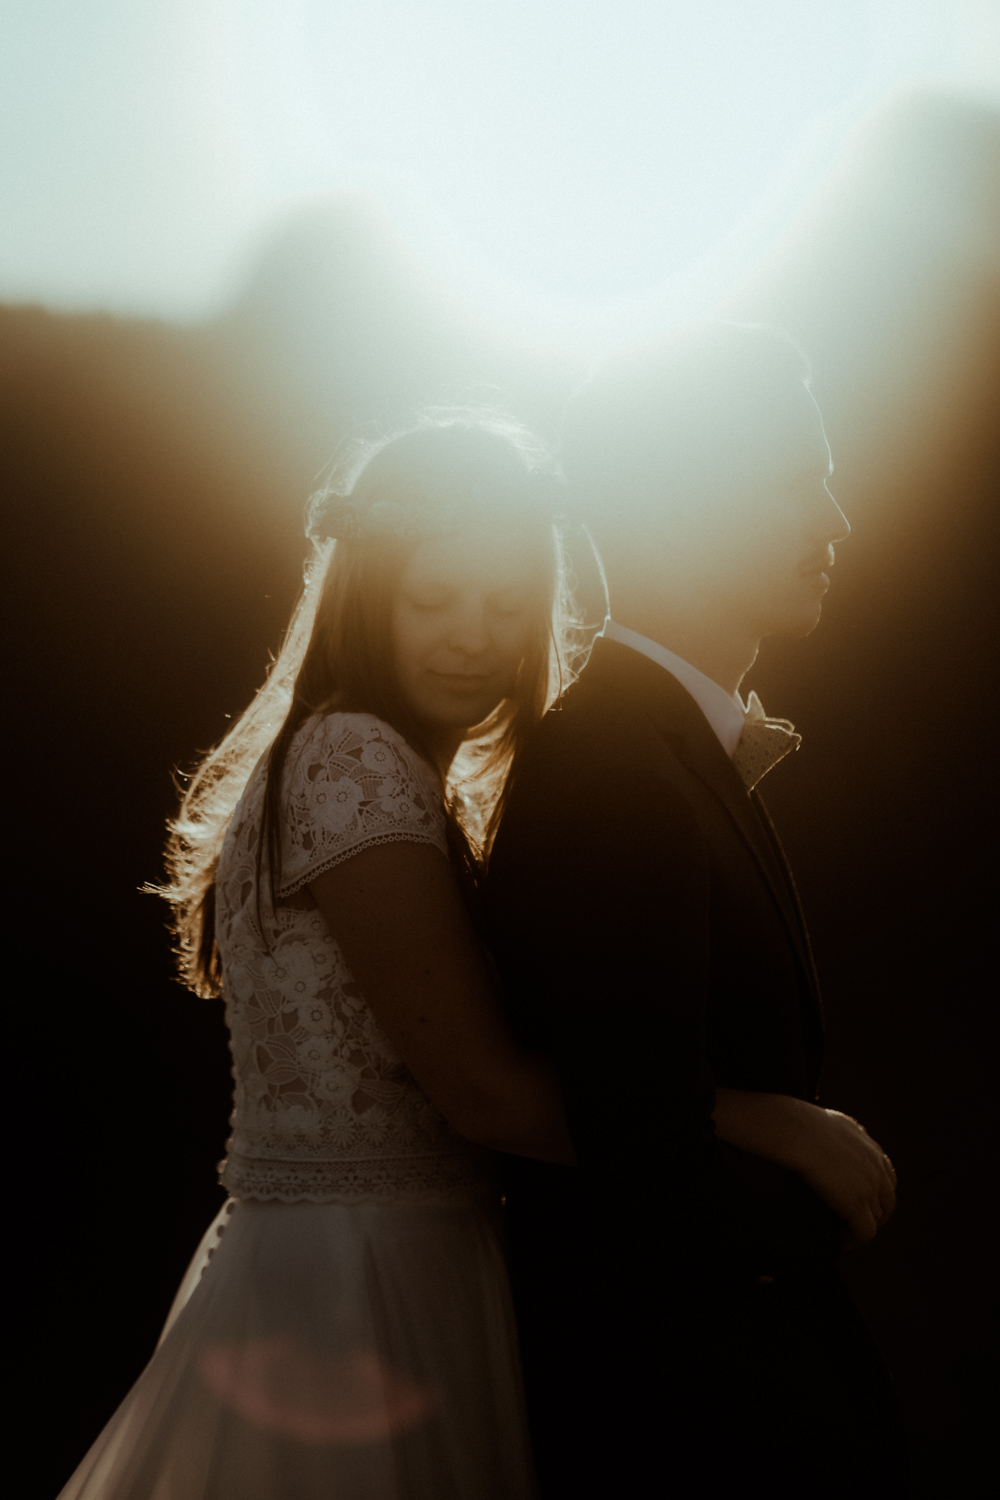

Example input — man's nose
[822,483,850,542]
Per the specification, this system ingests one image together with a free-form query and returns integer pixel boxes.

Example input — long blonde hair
[160,411,575,997]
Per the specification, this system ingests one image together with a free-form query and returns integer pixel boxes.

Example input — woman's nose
[448,606,491,655]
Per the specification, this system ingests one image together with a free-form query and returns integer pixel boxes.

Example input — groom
[485,324,908,1498]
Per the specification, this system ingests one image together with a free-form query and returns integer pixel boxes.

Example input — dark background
[5,89,997,1497]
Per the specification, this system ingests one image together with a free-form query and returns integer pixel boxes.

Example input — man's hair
[560,321,811,536]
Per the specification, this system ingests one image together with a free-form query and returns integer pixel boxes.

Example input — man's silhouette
[485,324,908,1498]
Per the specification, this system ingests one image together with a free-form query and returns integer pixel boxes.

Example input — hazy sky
[1,0,996,318]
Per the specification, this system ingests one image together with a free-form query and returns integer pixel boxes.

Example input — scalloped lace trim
[221,1149,498,1206]
[276,829,446,898]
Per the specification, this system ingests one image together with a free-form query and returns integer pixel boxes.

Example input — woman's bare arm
[309,840,575,1165]
[713,1088,897,1249]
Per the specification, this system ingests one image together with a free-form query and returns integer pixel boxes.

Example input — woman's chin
[418,689,505,732]
[444,702,502,735]
[412,697,501,740]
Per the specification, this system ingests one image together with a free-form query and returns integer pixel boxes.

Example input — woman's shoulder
[289,711,434,783]
[283,710,444,822]
[276,711,447,891]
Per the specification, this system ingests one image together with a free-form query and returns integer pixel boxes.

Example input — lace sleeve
[277,712,448,896]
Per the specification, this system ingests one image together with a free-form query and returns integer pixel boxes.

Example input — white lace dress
[58,712,536,1500]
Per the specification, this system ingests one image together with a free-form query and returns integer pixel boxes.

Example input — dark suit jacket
[485,637,905,1498]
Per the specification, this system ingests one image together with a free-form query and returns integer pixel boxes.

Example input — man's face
[669,381,849,641]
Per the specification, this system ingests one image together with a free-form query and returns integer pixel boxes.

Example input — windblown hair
[160,411,574,998]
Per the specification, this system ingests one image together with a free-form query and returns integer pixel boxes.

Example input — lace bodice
[215,712,492,1205]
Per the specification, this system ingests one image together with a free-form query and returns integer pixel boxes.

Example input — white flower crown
[308,472,564,544]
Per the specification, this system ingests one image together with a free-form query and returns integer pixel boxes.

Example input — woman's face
[391,519,545,735]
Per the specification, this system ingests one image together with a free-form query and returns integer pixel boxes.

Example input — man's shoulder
[521,661,680,785]
[500,663,698,845]
[487,663,710,913]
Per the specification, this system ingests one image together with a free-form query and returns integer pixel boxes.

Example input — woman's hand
[712,1089,897,1249]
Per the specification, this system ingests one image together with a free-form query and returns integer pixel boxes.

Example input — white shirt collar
[603,620,746,758]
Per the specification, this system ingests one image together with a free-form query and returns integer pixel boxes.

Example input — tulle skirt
[57,1196,537,1499]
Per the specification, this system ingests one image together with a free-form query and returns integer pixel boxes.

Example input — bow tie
[731,691,801,791]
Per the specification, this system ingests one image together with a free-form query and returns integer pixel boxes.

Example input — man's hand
[789,1107,897,1249]
[712,1090,898,1249]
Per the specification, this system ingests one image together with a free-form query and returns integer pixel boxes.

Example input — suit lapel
[751,793,822,994]
[751,791,826,1075]
[582,639,820,1008]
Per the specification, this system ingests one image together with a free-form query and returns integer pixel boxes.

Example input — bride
[58,413,576,1500]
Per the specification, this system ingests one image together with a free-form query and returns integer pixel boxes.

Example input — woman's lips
[430,671,495,693]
